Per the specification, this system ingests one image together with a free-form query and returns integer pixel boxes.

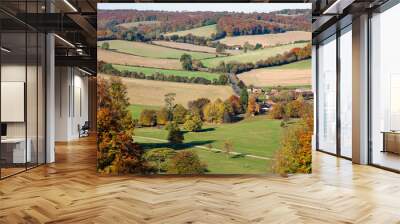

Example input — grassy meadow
[113,64,222,81]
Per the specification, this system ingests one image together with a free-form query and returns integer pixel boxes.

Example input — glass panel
[339,27,352,158]
[317,35,337,154]
[38,33,45,165]
[27,31,38,169]
[1,31,27,177]
[371,4,400,171]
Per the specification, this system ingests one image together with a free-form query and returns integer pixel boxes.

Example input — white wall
[54,67,89,141]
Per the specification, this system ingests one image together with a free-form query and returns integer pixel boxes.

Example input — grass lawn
[201,42,309,68]
[135,115,283,158]
[135,136,270,174]
[97,40,216,60]
[113,64,221,81]
[128,104,160,119]
[165,24,217,38]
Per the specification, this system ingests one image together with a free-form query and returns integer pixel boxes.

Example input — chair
[79,121,90,138]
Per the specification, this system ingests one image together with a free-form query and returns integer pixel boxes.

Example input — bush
[180,53,193,71]
[101,42,110,50]
[139,109,157,126]
[183,113,203,132]
[143,148,176,174]
[167,122,184,144]
[286,100,304,118]
[173,104,188,124]
[167,151,207,174]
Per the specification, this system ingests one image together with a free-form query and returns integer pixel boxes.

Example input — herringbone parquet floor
[1,137,400,224]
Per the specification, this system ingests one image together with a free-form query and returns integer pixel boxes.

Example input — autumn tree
[164,93,176,121]
[97,77,144,174]
[156,107,169,126]
[139,109,157,126]
[173,104,188,124]
[246,95,260,116]
[180,54,193,71]
[203,99,225,123]
[143,148,176,174]
[183,113,203,132]
[272,102,313,175]
[228,95,243,114]
[167,122,184,144]
[269,103,286,120]
[188,98,210,120]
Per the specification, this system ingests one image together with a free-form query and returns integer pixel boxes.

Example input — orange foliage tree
[272,103,313,175]
[97,77,144,174]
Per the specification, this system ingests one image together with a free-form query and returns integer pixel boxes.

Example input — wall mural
[97,3,313,175]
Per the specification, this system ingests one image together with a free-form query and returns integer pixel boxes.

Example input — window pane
[317,36,337,154]
[340,28,352,158]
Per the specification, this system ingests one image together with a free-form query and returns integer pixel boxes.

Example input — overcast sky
[98,3,311,13]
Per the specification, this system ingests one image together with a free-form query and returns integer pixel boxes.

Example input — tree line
[98,61,229,86]
[210,43,311,74]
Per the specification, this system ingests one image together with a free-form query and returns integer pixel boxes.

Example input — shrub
[286,99,304,118]
[167,122,184,144]
[183,113,203,132]
[139,109,157,126]
[173,104,188,124]
[167,151,207,174]
[101,42,110,50]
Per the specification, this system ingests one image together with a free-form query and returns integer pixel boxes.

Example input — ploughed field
[98,48,181,70]
[238,59,312,87]
[218,31,311,47]
[99,74,235,107]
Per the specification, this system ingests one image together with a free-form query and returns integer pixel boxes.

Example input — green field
[165,24,217,38]
[267,59,311,70]
[135,137,270,174]
[128,104,160,119]
[135,115,283,158]
[113,64,221,81]
[201,42,309,68]
[98,40,216,60]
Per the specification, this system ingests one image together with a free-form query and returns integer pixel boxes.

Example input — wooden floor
[1,137,400,224]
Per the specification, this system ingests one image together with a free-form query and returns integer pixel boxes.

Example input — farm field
[238,59,311,87]
[135,115,283,158]
[218,31,311,47]
[165,24,217,38]
[117,20,160,29]
[153,40,242,55]
[98,48,181,70]
[97,40,216,60]
[113,64,221,81]
[201,42,309,68]
[99,74,235,106]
